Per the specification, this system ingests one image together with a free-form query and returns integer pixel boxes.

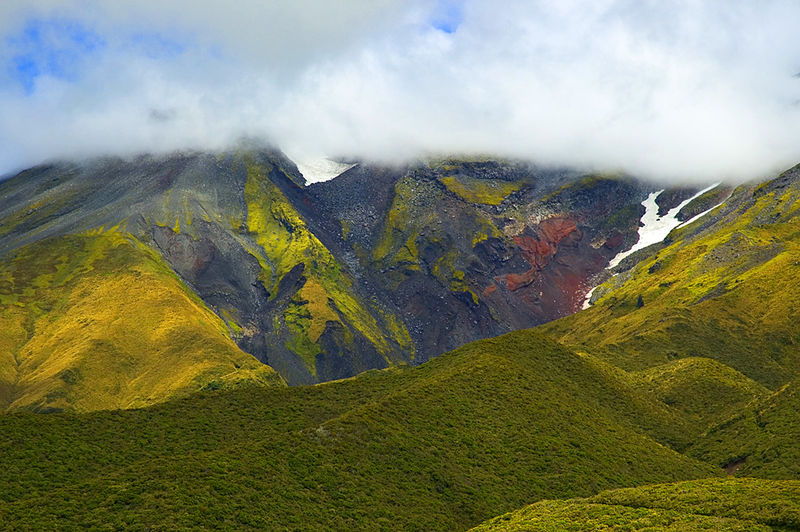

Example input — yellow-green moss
[439,175,522,205]
[372,178,424,266]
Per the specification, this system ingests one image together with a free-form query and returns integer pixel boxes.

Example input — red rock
[504,217,580,291]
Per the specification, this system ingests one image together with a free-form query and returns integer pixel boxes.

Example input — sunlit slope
[0,330,717,530]
[0,229,284,412]
[472,478,800,531]
[543,164,800,389]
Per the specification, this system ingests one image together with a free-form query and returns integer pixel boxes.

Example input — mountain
[0,228,284,412]
[0,147,695,409]
[0,331,718,530]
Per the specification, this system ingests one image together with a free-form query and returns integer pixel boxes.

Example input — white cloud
[1,0,800,182]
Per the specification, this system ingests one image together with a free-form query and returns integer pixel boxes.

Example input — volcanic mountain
[0,147,722,410]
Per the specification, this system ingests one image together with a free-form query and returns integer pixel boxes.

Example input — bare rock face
[0,149,673,385]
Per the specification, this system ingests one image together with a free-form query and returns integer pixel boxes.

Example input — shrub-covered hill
[536,164,800,485]
[0,229,284,413]
[543,163,800,390]
[689,378,800,480]
[472,478,800,531]
[0,331,718,530]
[629,358,769,430]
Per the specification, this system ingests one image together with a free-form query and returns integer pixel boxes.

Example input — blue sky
[8,18,106,94]
[431,0,463,34]
[1,0,800,183]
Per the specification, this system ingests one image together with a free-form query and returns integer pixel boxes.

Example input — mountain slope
[0,149,663,390]
[0,330,718,530]
[689,377,800,479]
[543,164,800,389]
[629,358,769,430]
[0,228,283,412]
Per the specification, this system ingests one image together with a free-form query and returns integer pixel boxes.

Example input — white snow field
[291,156,356,184]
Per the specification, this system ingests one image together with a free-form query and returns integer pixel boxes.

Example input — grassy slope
[537,171,800,484]
[630,358,769,430]
[473,478,800,531]
[543,174,800,389]
[689,378,800,479]
[0,229,283,412]
[0,330,717,530]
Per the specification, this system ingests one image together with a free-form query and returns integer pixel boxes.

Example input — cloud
[1,0,800,183]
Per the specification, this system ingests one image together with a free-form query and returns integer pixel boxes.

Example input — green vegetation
[371,174,502,306]
[0,229,284,413]
[630,358,769,429]
[243,159,413,372]
[689,378,800,479]
[0,331,718,530]
[474,478,800,531]
[5,154,800,529]
[440,175,523,205]
[533,176,800,492]
[372,176,431,271]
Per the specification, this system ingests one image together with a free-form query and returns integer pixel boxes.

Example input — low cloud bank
[1,0,800,183]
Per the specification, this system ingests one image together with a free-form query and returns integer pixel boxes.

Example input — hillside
[5,151,800,528]
[689,378,800,479]
[473,478,800,531]
[543,164,800,390]
[0,228,283,412]
[0,330,718,530]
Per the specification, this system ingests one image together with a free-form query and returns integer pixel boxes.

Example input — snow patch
[291,156,356,184]
[608,183,720,269]
[582,182,724,309]
[581,285,598,310]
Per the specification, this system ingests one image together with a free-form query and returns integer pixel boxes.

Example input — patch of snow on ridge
[291,156,356,184]
[581,285,598,310]
[607,182,720,269]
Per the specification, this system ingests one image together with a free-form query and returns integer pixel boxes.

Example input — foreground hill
[473,478,800,531]
[0,331,717,530]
